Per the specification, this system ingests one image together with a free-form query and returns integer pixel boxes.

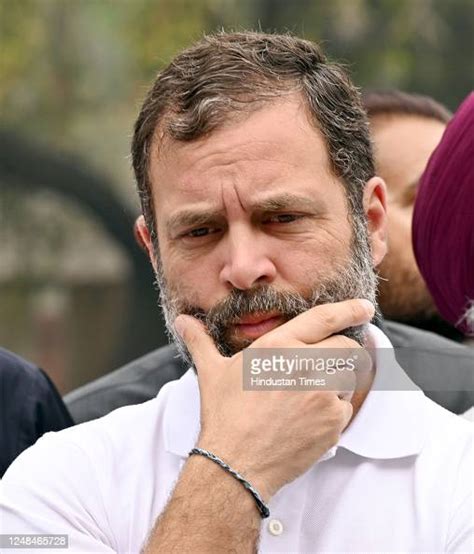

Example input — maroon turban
[413,93,474,335]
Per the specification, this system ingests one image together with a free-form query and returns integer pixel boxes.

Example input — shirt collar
[338,324,427,459]
[163,324,428,460]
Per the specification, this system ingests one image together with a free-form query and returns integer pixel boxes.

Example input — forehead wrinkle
[173,157,295,204]
[185,141,294,177]
[152,97,339,230]
[166,190,328,237]
[152,103,332,200]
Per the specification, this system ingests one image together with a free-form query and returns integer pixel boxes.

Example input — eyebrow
[250,193,324,213]
[165,193,326,237]
[166,211,220,237]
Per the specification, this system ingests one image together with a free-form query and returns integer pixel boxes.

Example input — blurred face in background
[370,115,446,322]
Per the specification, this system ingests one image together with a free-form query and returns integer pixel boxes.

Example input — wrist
[185,453,264,520]
[189,447,270,518]
[195,438,276,503]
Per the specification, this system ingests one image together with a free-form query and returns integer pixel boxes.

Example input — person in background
[362,90,466,341]
[413,92,474,420]
[0,347,74,476]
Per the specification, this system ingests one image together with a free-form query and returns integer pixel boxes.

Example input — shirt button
[268,518,284,536]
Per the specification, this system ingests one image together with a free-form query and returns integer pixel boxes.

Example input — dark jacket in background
[65,320,474,424]
[0,347,74,477]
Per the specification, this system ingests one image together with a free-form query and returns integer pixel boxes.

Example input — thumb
[174,314,221,372]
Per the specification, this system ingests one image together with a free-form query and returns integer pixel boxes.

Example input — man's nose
[219,227,277,290]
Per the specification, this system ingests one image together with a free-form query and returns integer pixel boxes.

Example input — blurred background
[1,0,473,394]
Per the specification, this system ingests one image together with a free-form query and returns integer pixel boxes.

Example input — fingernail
[174,316,185,337]
[360,299,375,314]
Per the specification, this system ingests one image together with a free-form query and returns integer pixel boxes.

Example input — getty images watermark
[243,348,370,391]
[242,347,474,392]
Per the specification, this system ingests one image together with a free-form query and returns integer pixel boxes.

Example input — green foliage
[123,0,215,78]
[0,0,472,172]
[244,0,474,110]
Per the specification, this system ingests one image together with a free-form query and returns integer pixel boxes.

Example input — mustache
[175,285,314,357]
[177,285,311,324]
[172,283,369,357]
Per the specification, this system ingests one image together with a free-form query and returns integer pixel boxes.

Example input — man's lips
[233,313,285,339]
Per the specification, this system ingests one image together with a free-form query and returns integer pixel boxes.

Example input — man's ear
[363,176,388,268]
[134,215,158,272]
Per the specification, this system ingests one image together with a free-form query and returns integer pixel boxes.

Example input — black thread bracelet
[188,447,270,519]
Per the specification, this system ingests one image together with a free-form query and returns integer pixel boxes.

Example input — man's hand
[175,298,375,501]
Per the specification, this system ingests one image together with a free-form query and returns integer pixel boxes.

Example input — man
[362,90,465,340]
[2,33,472,552]
[65,92,474,422]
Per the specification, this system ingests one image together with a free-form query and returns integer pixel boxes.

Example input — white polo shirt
[1,325,473,553]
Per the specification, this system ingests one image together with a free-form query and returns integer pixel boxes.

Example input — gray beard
[155,217,379,369]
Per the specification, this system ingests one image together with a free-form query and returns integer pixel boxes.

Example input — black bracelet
[188,447,270,519]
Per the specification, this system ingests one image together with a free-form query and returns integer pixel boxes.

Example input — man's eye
[185,227,217,238]
[264,214,303,224]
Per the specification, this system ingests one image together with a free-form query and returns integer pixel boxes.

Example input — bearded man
[2,32,472,553]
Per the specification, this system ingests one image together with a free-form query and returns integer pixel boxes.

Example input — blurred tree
[2,0,472,159]
[245,0,474,109]
[123,0,214,80]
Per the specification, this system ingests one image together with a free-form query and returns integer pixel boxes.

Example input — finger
[339,399,354,428]
[315,335,373,396]
[338,390,354,403]
[174,315,221,373]
[312,334,362,359]
[317,334,374,378]
[265,299,374,345]
[291,335,361,398]
[315,341,357,400]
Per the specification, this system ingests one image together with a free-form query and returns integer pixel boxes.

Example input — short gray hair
[131,31,375,250]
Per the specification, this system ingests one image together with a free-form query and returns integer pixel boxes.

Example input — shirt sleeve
[0,433,117,553]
